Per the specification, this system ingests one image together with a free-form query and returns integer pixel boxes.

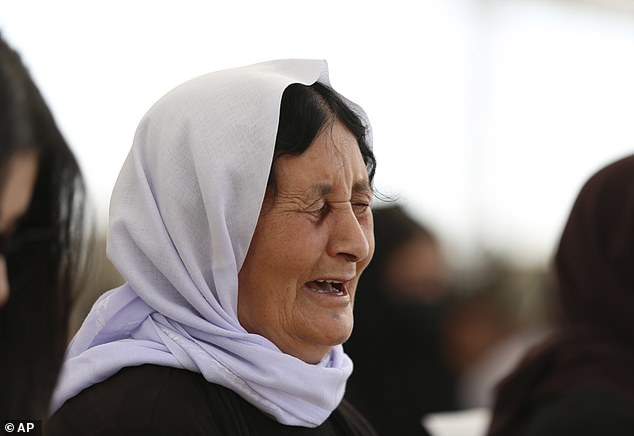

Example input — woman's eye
[309,202,330,219]
[352,202,370,215]
[318,203,330,216]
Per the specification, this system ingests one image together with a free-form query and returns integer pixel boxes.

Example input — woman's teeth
[309,279,345,294]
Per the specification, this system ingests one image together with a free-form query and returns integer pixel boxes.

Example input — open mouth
[305,279,347,296]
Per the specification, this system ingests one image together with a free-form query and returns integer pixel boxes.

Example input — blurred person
[487,154,634,436]
[345,205,457,436]
[0,34,86,420]
[443,284,516,384]
[443,266,553,409]
[47,60,378,435]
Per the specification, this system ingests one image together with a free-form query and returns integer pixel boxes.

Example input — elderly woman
[487,155,634,436]
[1,35,86,421]
[47,60,377,435]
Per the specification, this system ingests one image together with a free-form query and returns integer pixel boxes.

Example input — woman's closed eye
[308,200,370,222]
[351,201,370,215]
[308,202,331,220]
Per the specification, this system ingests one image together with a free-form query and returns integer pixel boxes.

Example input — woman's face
[0,151,39,307]
[238,120,374,364]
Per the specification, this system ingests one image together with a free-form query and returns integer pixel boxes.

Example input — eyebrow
[307,180,373,201]
[352,180,373,196]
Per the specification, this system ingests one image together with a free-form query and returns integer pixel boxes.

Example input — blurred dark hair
[270,81,375,188]
[0,34,87,420]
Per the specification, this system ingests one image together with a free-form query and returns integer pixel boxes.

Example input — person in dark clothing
[0,34,86,422]
[487,154,634,436]
[345,205,457,435]
[47,60,378,435]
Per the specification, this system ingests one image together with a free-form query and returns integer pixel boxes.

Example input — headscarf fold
[487,155,634,436]
[52,59,365,427]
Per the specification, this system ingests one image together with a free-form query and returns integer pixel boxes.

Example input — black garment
[524,391,634,436]
[345,300,451,436]
[46,365,377,436]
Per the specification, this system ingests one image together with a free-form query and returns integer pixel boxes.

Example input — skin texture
[238,120,375,364]
[0,150,39,307]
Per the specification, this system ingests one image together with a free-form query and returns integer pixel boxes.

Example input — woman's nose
[328,207,371,263]
[0,256,9,307]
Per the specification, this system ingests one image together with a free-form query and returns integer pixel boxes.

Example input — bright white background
[2,0,634,271]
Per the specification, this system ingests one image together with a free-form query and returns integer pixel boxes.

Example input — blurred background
[4,0,634,269]
[2,0,634,426]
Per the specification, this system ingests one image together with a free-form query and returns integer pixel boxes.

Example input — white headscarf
[52,59,371,427]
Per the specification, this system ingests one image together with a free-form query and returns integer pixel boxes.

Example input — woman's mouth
[305,279,347,296]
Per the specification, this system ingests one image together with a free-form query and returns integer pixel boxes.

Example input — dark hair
[269,81,375,188]
[0,34,87,420]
